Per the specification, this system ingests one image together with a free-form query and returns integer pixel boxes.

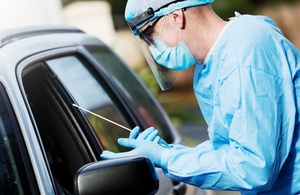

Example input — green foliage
[212,0,300,19]
[134,65,160,96]
[212,0,256,19]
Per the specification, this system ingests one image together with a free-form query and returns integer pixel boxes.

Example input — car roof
[0,25,103,92]
[0,26,83,48]
[0,25,102,70]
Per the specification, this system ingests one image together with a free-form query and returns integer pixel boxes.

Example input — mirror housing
[74,156,159,195]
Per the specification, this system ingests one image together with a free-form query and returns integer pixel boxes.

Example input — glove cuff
[160,148,171,170]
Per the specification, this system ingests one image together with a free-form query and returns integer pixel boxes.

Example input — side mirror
[74,156,159,195]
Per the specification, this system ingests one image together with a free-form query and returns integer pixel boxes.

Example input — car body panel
[0,26,186,195]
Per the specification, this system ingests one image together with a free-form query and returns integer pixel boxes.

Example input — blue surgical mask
[149,36,196,70]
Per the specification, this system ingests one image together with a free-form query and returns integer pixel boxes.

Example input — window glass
[0,83,34,194]
[46,56,130,152]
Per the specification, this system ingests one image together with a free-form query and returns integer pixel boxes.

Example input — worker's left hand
[100,138,168,167]
[130,126,170,148]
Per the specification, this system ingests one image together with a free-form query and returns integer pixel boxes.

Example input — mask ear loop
[159,16,167,35]
[179,9,185,43]
[179,28,182,43]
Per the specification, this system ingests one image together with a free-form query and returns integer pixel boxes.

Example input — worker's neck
[184,6,227,64]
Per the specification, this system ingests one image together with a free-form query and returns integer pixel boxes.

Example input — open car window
[46,55,130,152]
[22,51,137,194]
[22,53,136,191]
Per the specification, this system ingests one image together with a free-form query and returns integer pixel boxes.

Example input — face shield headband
[128,0,186,36]
[128,0,186,91]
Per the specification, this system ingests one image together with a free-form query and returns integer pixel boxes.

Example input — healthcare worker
[101,0,300,194]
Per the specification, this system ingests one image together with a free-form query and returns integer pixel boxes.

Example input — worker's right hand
[130,126,170,148]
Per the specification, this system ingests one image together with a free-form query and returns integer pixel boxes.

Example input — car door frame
[16,45,153,192]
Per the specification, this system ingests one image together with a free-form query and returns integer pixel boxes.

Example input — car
[0,26,196,194]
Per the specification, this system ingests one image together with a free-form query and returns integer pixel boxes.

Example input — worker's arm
[161,65,295,191]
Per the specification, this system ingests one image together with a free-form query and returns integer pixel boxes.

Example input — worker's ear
[170,9,185,29]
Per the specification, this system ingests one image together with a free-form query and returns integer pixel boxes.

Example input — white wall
[0,0,63,30]
[63,1,145,68]
[63,1,116,46]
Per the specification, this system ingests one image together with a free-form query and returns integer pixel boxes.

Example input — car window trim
[17,46,139,154]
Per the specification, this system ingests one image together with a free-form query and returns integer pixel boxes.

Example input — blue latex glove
[130,126,170,148]
[101,138,168,167]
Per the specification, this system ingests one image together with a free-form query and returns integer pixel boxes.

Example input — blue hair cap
[125,0,214,32]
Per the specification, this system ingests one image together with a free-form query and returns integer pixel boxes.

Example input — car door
[0,82,39,194]
[19,45,181,194]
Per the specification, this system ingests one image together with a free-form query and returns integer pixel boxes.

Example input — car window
[0,83,36,195]
[86,47,175,143]
[46,56,130,153]
[22,52,159,194]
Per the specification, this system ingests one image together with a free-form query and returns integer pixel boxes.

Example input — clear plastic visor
[131,18,177,91]
[134,35,177,91]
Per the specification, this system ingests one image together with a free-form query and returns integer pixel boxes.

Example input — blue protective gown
[160,13,300,194]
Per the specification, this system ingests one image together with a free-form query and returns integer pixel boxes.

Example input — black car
[0,26,196,194]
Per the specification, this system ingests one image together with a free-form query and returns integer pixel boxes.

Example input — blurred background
[1,0,299,194]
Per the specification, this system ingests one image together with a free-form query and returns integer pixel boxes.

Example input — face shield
[126,0,214,91]
[128,8,177,91]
